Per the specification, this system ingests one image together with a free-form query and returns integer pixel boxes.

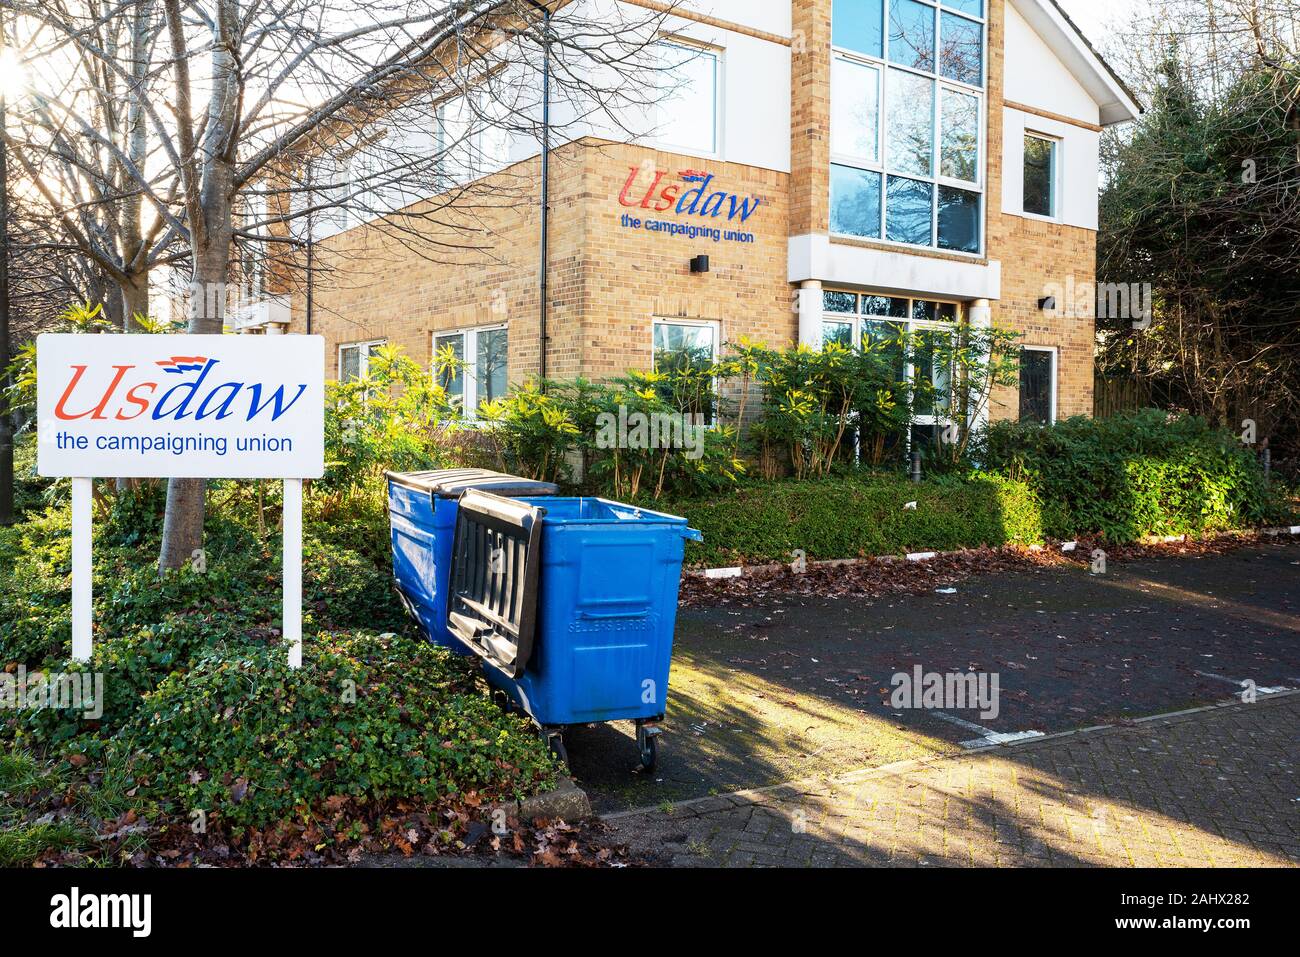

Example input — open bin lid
[446,490,546,678]
[385,468,558,500]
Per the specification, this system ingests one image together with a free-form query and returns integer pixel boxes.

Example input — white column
[71,477,93,663]
[283,478,303,669]
[797,279,823,348]
[969,299,994,435]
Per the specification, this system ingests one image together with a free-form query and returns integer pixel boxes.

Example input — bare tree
[2,0,683,569]
[1,0,182,328]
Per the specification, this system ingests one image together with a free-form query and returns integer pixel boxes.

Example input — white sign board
[35,333,325,668]
[37,333,324,479]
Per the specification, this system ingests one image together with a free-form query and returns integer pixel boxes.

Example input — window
[1019,346,1057,424]
[339,340,385,381]
[433,326,508,412]
[652,41,720,157]
[434,93,511,189]
[830,0,986,254]
[653,320,718,371]
[822,289,960,436]
[1023,133,1058,218]
[653,319,719,417]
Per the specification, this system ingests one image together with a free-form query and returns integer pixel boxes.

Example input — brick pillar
[790,0,831,237]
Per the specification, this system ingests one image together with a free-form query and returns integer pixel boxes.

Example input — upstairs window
[830,0,986,255]
[1023,133,1058,218]
[651,41,720,157]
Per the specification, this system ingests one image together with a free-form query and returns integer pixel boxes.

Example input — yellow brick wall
[984,0,1098,421]
[286,0,1101,422]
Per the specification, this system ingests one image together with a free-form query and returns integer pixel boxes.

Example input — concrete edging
[686,527,1300,580]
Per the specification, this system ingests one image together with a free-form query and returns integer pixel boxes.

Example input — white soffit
[1011,0,1143,126]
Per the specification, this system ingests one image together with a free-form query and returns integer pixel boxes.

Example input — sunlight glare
[0,47,28,101]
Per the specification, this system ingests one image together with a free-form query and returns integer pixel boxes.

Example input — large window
[831,0,985,254]
[433,326,508,412]
[339,339,385,381]
[822,289,960,442]
[1023,133,1058,219]
[652,41,720,157]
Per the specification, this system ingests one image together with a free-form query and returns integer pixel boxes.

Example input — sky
[1056,0,1151,51]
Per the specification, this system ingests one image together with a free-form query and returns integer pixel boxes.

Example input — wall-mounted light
[1038,296,1057,311]
[689,255,710,274]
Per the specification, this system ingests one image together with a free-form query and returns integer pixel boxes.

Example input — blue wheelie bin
[445,490,701,770]
[385,469,558,652]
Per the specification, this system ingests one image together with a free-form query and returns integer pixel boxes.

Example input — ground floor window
[433,325,508,411]
[652,319,719,418]
[1019,345,1057,424]
[339,339,385,381]
[823,290,964,454]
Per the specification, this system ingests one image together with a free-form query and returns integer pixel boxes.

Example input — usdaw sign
[37,334,324,479]
[36,333,325,668]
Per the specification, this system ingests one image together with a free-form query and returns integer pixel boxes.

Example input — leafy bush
[105,633,555,831]
[658,473,1043,568]
[981,409,1279,540]
[321,344,472,504]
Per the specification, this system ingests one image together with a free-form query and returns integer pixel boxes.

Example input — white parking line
[930,711,1045,750]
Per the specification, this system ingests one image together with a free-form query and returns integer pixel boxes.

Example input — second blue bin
[386,469,558,652]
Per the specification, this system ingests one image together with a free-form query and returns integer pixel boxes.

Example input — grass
[0,749,84,866]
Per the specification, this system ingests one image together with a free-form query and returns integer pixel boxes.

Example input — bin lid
[446,490,546,679]
[385,468,558,499]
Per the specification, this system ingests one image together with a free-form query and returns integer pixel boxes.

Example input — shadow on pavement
[571,541,1300,816]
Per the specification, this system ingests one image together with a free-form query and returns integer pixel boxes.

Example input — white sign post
[36,334,325,667]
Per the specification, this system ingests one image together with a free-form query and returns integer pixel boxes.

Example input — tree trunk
[158,177,234,571]
[121,272,149,331]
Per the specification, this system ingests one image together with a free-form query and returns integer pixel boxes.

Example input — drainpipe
[527,0,552,386]
[305,233,314,336]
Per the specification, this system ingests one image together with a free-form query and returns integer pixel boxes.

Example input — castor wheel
[636,722,659,772]
[547,732,569,768]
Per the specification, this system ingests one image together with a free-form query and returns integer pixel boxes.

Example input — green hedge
[981,410,1284,541]
[657,473,1044,568]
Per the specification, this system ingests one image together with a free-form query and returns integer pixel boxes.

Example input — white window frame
[829,0,988,257]
[1021,131,1061,222]
[1019,344,1058,424]
[651,317,720,367]
[432,324,509,415]
[650,38,723,159]
[339,339,386,381]
[821,290,964,440]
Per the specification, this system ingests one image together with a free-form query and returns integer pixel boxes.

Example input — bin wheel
[491,689,513,714]
[548,732,569,768]
[636,725,658,773]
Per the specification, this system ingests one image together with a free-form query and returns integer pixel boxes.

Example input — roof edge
[1013,0,1144,126]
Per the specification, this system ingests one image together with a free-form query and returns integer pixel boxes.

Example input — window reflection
[887,69,934,176]
[831,165,883,238]
[940,88,979,182]
[889,0,936,72]
[938,186,980,253]
[886,176,934,246]
[939,12,983,86]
